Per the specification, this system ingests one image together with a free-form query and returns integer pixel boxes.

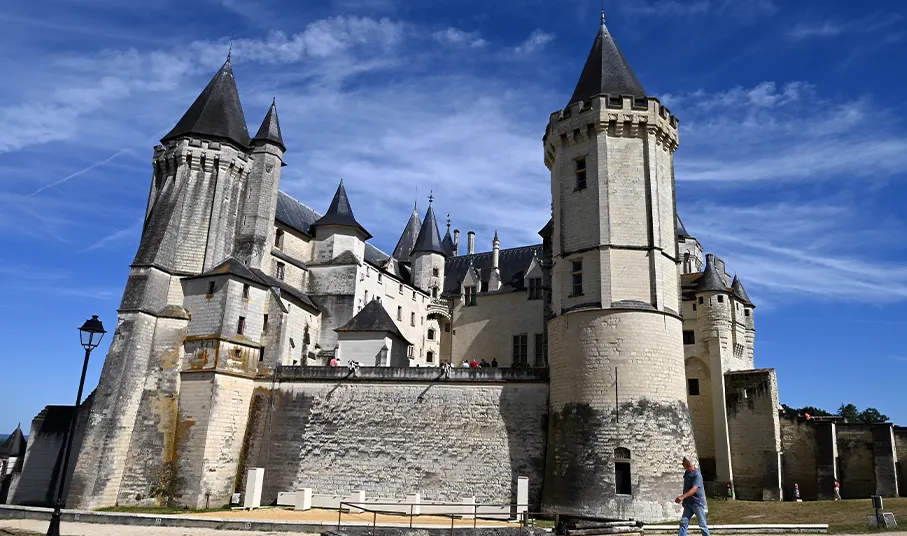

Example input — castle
[4,14,905,523]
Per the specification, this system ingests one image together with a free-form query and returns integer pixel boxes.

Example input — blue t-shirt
[682,469,706,507]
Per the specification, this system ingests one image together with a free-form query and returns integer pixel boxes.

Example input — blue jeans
[678,503,710,536]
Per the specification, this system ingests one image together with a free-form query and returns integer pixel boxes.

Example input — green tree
[858,407,889,424]
[837,403,860,422]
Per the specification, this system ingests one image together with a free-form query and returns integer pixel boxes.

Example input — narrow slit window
[575,157,587,190]
[614,447,632,495]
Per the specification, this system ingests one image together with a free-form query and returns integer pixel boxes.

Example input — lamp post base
[46,508,62,536]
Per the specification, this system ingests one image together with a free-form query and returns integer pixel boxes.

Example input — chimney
[488,231,502,292]
[453,229,460,256]
[492,230,500,270]
[467,231,475,255]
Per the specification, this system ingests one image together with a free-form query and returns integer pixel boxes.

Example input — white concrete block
[517,476,529,516]
[405,492,421,515]
[243,468,264,509]
[295,488,312,511]
[461,496,476,519]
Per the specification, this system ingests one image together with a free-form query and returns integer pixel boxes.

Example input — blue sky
[1,0,906,434]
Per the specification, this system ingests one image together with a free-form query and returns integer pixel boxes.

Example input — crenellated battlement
[152,137,252,178]
[544,95,679,150]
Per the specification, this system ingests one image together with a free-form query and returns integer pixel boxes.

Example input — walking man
[675,456,710,536]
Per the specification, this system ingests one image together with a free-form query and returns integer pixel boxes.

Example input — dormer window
[575,157,587,190]
[464,285,477,306]
[207,281,216,295]
[528,278,542,300]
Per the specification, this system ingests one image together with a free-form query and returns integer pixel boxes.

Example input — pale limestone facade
[17,14,876,523]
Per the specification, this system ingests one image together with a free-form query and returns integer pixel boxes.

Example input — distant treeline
[781,403,890,424]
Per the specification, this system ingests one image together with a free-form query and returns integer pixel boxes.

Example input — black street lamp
[46,315,106,536]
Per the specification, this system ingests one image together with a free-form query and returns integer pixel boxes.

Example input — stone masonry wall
[11,397,93,507]
[725,369,781,500]
[895,427,907,497]
[451,291,544,368]
[544,309,696,523]
[779,416,818,500]
[239,367,549,508]
[836,424,876,499]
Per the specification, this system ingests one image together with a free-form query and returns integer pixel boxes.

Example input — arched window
[614,447,632,495]
[427,328,435,340]
[426,351,434,363]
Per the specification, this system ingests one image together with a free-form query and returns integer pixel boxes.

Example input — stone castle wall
[239,367,549,507]
[724,369,781,500]
[836,424,876,499]
[895,427,907,496]
[450,291,544,367]
[779,415,818,500]
[544,309,695,523]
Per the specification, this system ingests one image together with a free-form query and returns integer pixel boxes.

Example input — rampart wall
[239,367,549,508]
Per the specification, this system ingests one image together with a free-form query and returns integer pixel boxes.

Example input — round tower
[731,275,756,363]
[694,254,735,497]
[541,14,698,522]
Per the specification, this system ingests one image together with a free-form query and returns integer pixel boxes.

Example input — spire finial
[428,190,434,205]
[227,30,235,61]
[447,214,451,231]
[414,184,418,211]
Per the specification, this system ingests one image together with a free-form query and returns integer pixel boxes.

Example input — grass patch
[661,497,907,534]
[97,505,231,515]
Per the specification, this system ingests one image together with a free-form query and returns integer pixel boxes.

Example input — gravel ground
[0,519,318,535]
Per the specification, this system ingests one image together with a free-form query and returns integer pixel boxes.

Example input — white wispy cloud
[514,29,555,54]
[682,201,907,304]
[662,81,907,183]
[627,0,776,19]
[787,12,903,41]
[432,28,487,49]
[83,218,144,252]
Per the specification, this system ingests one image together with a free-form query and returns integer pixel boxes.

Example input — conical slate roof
[696,256,728,293]
[731,275,754,306]
[311,180,372,239]
[251,98,285,151]
[0,425,25,458]
[441,230,455,257]
[161,57,250,148]
[392,206,421,261]
[412,204,446,257]
[567,12,647,108]
[336,300,411,345]
[676,214,692,239]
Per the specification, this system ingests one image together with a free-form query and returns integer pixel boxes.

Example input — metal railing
[336,501,543,536]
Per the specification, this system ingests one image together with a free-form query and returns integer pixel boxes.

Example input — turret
[488,231,502,291]
[311,179,371,263]
[694,253,735,495]
[236,98,286,269]
[541,12,697,522]
[441,215,455,257]
[677,215,703,275]
[732,275,756,362]
[411,198,446,298]
[69,55,255,510]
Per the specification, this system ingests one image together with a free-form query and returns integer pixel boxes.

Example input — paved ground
[0,519,318,535]
[184,507,512,526]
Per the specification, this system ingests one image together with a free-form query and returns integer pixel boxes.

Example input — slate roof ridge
[336,300,412,345]
[0,425,26,458]
[392,206,422,261]
[251,97,285,151]
[412,204,446,256]
[161,57,251,148]
[696,256,729,293]
[566,12,647,108]
[310,180,372,240]
[731,275,754,306]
